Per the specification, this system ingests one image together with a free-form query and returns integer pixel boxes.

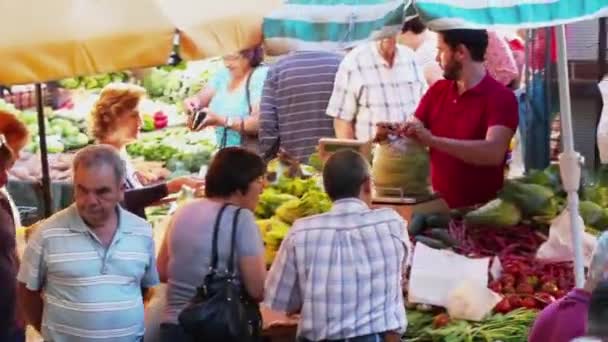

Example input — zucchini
[425,213,451,228]
[408,213,427,236]
[426,228,458,247]
[415,235,447,249]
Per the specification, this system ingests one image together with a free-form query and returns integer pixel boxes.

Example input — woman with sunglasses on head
[184,46,268,151]
[0,110,29,342]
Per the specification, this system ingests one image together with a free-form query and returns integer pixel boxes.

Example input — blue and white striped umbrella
[263,0,406,55]
[411,0,608,31]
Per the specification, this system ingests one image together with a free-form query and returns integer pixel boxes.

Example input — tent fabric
[0,0,176,85]
[263,0,405,55]
[411,0,608,31]
[161,0,283,61]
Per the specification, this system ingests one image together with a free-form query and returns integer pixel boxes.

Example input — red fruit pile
[489,256,574,313]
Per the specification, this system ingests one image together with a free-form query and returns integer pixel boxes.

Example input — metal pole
[555,25,585,288]
[35,84,52,217]
[596,18,607,168]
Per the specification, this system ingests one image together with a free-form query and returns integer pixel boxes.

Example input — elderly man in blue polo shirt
[17,145,159,341]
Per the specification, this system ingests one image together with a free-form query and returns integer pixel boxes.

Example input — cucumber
[415,235,447,249]
[408,213,427,236]
[425,213,451,228]
[426,228,458,247]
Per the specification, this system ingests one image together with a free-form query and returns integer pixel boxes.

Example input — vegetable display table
[372,196,449,222]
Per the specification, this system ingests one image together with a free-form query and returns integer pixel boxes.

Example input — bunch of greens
[59,72,128,90]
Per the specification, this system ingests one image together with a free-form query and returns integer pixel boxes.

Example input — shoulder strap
[227,208,242,274]
[210,203,230,271]
[244,68,255,115]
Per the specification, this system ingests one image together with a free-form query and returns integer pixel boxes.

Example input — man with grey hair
[265,150,410,341]
[18,145,159,341]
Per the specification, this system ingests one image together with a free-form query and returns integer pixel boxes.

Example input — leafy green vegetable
[58,77,81,89]
[404,309,537,342]
[255,189,299,219]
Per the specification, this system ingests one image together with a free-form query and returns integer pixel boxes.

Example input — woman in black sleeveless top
[0,110,29,342]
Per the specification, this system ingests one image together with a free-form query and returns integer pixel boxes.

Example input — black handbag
[178,204,262,341]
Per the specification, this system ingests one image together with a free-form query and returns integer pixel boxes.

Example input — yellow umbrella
[0,0,175,85]
[158,0,282,60]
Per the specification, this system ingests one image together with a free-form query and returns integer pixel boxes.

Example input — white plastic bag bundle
[589,232,608,280]
[597,76,608,163]
[446,280,502,322]
[536,209,598,267]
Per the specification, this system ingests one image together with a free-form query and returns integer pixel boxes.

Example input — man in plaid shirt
[264,150,410,342]
[327,35,427,142]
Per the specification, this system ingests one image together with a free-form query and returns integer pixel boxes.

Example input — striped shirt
[326,41,427,142]
[264,198,410,341]
[17,205,159,341]
[260,51,342,162]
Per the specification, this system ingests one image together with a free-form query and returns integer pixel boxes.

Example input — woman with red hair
[0,110,29,342]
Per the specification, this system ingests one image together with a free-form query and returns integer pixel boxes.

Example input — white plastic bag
[536,209,598,267]
[446,280,502,322]
[408,243,490,307]
[597,76,608,163]
[589,232,608,280]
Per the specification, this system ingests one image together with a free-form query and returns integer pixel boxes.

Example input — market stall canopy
[159,0,282,61]
[409,0,608,30]
[0,0,176,85]
[263,0,406,55]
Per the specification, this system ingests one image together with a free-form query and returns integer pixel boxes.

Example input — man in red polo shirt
[402,29,518,209]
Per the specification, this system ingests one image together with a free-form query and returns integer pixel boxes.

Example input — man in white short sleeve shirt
[327,35,427,142]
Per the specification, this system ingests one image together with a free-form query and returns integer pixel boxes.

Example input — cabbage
[372,138,430,197]
[142,69,169,98]
[45,136,65,154]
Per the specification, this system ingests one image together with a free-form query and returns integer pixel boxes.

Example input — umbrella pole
[555,25,585,288]
[35,84,52,218]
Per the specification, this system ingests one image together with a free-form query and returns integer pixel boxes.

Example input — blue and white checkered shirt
[264,198,410,341]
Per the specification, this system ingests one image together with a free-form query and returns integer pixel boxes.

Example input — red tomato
[432,313,451,329]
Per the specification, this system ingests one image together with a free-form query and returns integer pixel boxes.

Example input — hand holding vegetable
[167,176,205,194]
